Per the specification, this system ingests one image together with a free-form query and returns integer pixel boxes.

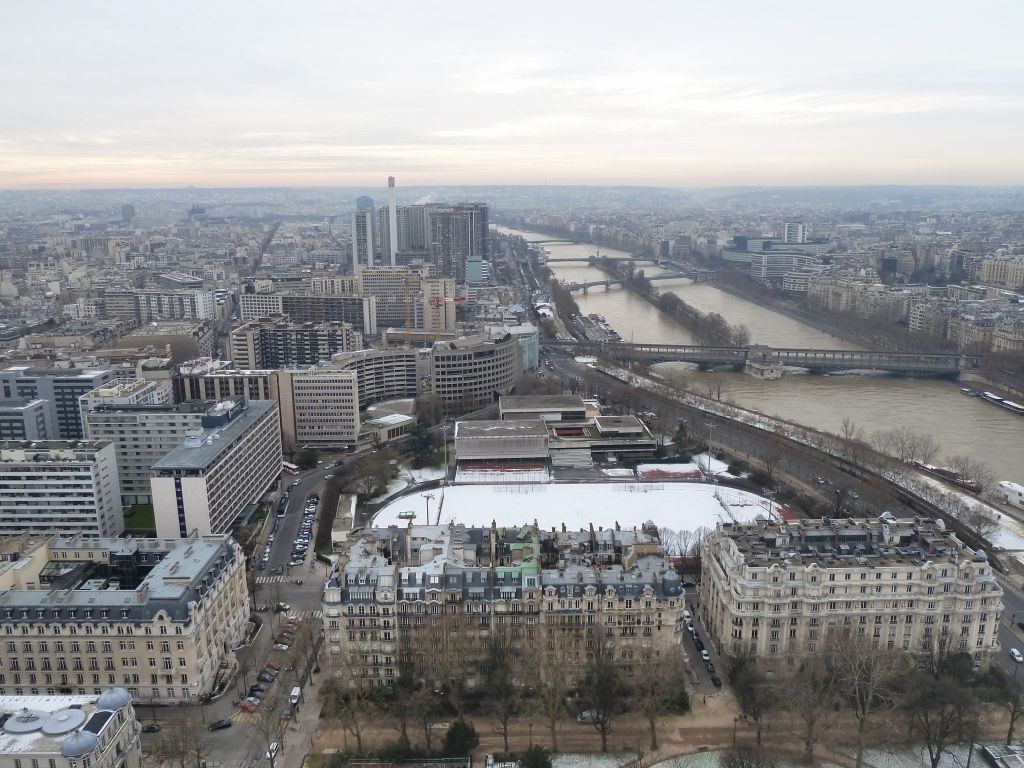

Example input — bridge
[544,256,661,265]
[548,340,981,376]
[526,239,581,245]
[563,273,689,292]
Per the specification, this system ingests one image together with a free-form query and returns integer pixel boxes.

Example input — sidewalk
[282,689,323,767]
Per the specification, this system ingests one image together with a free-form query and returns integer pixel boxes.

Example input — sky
[1,0,1022,189]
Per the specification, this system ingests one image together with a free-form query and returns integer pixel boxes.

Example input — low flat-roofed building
[151,399,282,537]
[0,688,142,768]
[455,420,549,462]
[499,394,586,422]
[0,534,248,704]
[360,413,415,446]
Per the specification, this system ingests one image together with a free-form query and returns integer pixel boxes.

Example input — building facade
[0,398,49,441]
[229,316,362,369]
[239,293,378,335]
[0,534,248,705]
[81,400,213,506]
[151,400,282,538]
[323,523,683,688]
[0,441,123,538]
[699,517,1003,663]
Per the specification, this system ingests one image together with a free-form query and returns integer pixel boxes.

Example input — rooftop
[455,420,550,438]
[0,398,46,411]
[151,399,277,471]
[500,394,585,411]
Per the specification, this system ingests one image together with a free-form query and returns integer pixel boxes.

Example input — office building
[0,688,142,768]
[151,400,282,538]
[114,319,216,363]
[0,441,123,538]
[79,377,171,412]
[0,534,248,705]
[430,332,521,414]
[323,523,683,687]
[229,316,362,369]
[357,266,456,331]
[330,349,423,408]
[0,398,49,440]
[0,366,116,439]
[280,367,360,448]
[239,292,378,334]
[173,359,279,402]
[699,516,1003,663]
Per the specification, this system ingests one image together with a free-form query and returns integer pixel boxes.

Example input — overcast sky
[2,1,1022,189]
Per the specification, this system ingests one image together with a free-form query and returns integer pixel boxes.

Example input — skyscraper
[352,196,376,272]
[427,203,489,281]
[783,222,808,244]
[387,176,399,266]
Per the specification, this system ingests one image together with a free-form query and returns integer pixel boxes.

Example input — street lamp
[733,716,740,745]
[423,493,435,525]
[441,425,450,486]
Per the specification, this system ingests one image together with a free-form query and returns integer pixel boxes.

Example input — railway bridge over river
[548,340,980,377]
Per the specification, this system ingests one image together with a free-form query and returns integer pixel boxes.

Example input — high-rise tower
[387,176,399,266]
[352,196,376,272]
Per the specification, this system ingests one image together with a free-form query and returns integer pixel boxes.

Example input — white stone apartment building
[699,516,1003,664]
[151,399,282,538]
[0,534,247,705]
[0,442,123,538]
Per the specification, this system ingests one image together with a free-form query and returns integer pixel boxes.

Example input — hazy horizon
[3,1,1022,189]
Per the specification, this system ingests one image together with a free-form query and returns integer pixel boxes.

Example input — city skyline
[2,0,1023,189]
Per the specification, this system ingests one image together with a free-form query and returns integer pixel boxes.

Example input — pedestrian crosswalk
[287,609,322,621]
[255,575,289,584]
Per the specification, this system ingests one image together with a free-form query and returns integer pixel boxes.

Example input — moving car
[208,719,233,731]
[700,650,711,662]
[142,723,160,733]
[1011,648,1023,663]
[266,742,280,760]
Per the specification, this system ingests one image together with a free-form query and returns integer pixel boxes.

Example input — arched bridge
[548,340,981,376]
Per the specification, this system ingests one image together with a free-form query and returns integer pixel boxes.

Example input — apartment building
[0,441,123,538]
[357,266,457,331]
[330,348,424,409]
[79,377,172,411]
[699,516,1003,664]
[0,366,116,439]
[979,257,1024,290]
[0,398,49,440]
[322,523,683,688]
[230,316,362,369]
[239,292,377,334]
[81,399,213,506]
[151,399,282,538]
[0,688,142,768]
[101,289,216,322]
[172,358,279,402]
[0,534,248,705]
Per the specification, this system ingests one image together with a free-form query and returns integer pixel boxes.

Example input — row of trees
[322,618,689,757]
[728,635,1024,768]
[656,291,752,347]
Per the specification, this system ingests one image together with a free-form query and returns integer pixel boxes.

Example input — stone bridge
[548,340,980,376]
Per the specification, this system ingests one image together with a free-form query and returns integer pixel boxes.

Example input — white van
[289,686,301,705]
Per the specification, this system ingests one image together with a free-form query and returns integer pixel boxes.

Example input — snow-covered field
[553,753,637,768]
[370,464,447,503]
[372,480,774,531]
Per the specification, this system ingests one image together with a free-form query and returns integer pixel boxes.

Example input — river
[499,227,1024,485]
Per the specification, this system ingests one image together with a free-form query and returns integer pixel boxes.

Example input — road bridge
[548,340,981,376]
[563,273,689,292]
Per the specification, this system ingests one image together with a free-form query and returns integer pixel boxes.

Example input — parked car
[208,719,233,731]
[275,565,284,575]
[275,603,290,613]
[258,672,275,684]
[281,705,293,720]
[576,709,603,724]
[710,674,723,688]
[239,701,257,713]
[142,723,160,734]
[244,695,261,706]
[1011,648,1023,663]
[700,650,710,662]
[705,660,716,673]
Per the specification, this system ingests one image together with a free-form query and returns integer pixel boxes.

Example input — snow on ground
[370,464,447,503]
[455,468,551,484]
[553,753,637,768]
[636,453,730,480]
[373,480,775,532]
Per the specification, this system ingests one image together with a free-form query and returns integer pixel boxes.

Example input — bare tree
[658,527,682,558]
[953,500,1001,542]
[632,649,687,750]
[785,653,838,763]
[726,653,776,745]
[154,707,210,768]
[945,454,996,496]
[533,620,575,751]
[903,646,980,768]
[486,624,522,753]
[829,633,907,768]
[579,646,626,752]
